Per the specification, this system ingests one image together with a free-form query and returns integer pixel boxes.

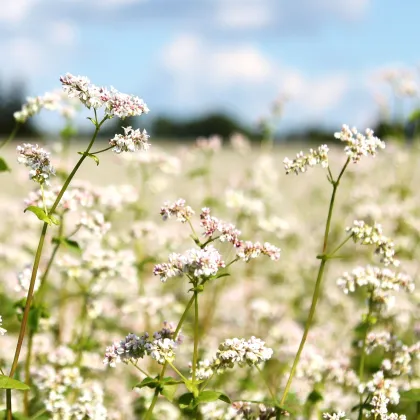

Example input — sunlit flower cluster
[17,143,55,185]
[334,125,385,163]
[0,315,6,335]
[232,401,276,419]
[153,245,225,282]
[14,92,60,123]
[60,73,149,118]
[237,241,281,262]
[160,198,195,223]
[337,266,413,310]
[358,371,400,405]
[346,221,399,266]
[323,412,349,420]
[283,145,329,175]
[109,126,150,153]
[193,337,273,378]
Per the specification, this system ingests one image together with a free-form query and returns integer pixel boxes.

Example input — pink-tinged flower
[60,73,149,119]
[109,126,150,153]
[334,125,385,162]
[236,241,281,262]
[283,145,329,175]
[200,207,241,246]
[17,143,55,185]
[160,199,195,223]
[14,92,60,123]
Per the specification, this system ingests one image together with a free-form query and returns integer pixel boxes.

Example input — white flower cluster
[153,245,225,282]
[346,221,399,266]
[160,199,195,223]
[358,371,400,405]
[337,266,413,311]
[104,323,180,367]
[200,207,242,246]
[232,401,276,419]
[32,347,107,419]
[323,412,349,420]
[76,211,111,237]
[296,352,358,387]
[0,315,6,335]
[334,124,385,163]
[196,135,222,153]
[17,143,55,185]
[370,391,407,420]
[365,332,420,376]
[237,241,281,262]
[16,264,41,295]
[193,337,273,379]
[60,73,149,119]
[109,126,150,153]
[14,92,60,123]
[283,145,329,175]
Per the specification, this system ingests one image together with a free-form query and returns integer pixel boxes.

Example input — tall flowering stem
[0,123,20,150]
[279,157,350,410]
[144,294,195,420]
[357,291,375,420]
[5,113,108,420]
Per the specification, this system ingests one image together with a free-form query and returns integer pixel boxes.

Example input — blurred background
[0,0,419,143]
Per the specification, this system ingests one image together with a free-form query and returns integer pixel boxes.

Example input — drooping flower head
[17,143,55,185]
[109,126,150,153]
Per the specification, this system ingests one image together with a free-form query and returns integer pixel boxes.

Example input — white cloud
[0,0,37,24]
[216,0,272,29]
[49,21,78,46]
[162,34,273,86]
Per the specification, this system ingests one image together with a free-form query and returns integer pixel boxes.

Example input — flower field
[1,74,420,420]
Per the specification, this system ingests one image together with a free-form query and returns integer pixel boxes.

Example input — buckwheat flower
[76,211,111,237]
[160,199,195,223]
[14,91,60,123]
[109,126,150,153]
[211,337,273,374]
[359,371,400,405]
[145,337,176,364]
[337,266,413,311]
[153,321,183,345]
[236,241,281,262]
[323,412,349,420]
[283,145,329,175]
[103,333,149,367]
[365,332,393,354]
[0,316,6,335]
[230,132,251,154]
[334,124,385,163]
[17,143,55,185]
[346,221,399,266]
[154,245,225,282]
[200,207,242,246]
[16,264,41,295]
[196,135,222,153]
[60,73,149,118]
[190,359,214,380]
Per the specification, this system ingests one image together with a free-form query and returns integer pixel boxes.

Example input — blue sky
[1,0,419,133]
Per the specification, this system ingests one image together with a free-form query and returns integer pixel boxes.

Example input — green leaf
[409,109,420,122]
[161,384,178,402]
[0,411,31,420]
[86,117,97,126]
[307,389,323,404]
[214,273,230,280]
[0,156,11,172]
[400,388,420,402]
[52,237,81,253]
[134,376,160,390]
[178,392,195,409]
[196,390,231,404]
[160,377,183,386]
[0,375,30,390]
[78,151,99,166]
[187,167,208,179]
[24,206,59,226]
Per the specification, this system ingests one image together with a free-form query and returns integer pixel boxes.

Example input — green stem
[5,116,106,420]
[0,123,20,149]
[279,158,350,408]
[23,331,34,416]
[328,235,352,257]
[192,290,199,388]
[357,293,374,420]
[256,365,277,404]
[144,295,195,420]
[166,360,189,383]
[90,145,114,154]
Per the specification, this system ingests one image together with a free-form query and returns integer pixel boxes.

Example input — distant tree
[151,113,253,139]
[0,79,38,137]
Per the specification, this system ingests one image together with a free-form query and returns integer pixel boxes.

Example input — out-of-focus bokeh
[1,0,419,142]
